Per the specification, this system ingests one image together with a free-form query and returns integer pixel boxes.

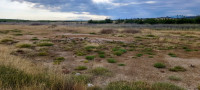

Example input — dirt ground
[0,25,200,90]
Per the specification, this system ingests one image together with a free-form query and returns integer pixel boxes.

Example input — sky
[0,0,200,20]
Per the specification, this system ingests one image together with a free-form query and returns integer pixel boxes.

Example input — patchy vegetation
[0,24,200,89]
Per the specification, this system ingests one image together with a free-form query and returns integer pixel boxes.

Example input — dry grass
[0,24,200,89]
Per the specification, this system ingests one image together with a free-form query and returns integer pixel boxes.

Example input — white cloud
[92,0,113,4]
[0,0,108,20]
[145,1,156,4]
[92,0,156,7]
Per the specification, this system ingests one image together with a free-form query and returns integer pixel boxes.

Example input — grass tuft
[107,58,117,63]
[169,66,186,72]
[75,66,87,70]
[85,56,95,60]
[89,67,111,76]
[154,63,166,68]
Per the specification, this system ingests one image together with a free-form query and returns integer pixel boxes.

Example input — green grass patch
[0,65,51,88]
[168,76,181,81]
[169,66,186,72]
[53,57,65,65]
[89,67,111,76]
[31,37,39,40]
[17,44,32,48]
[136,53,143,57]
[99,54,105,58]
[151,82,185,90]
[37,42,54,46]
[0,39,14,44]
[75,66,87,70]
[85,56,95,60]
[107,58,117,63]
[118,64,126,66]
[85,46,97,52]
[13,33,23,36]
[38,52,48,56]
[146,34,156,37]
[75,49,87,56]
[168,53,177,57]
[154,63,166,68]
[112,47,127,56]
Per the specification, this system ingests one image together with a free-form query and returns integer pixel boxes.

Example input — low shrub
[17,44,32,48]
[146,34,156,37]
[37,42,54,46]
[85,46,97,52]
[99,54,105,58]
[168,53,177,57]
[89,67,111,76]
[85,56,95,60]
[136,53,143,57]
[121,29,141,34]
[154,63,166,68]
[118,64,126,66]
[168,76,181,81]
[151,82,185,90]
[97,51,105,54]
[169,66,186,72]
[13,33,23,36]
[75,66,87,70]
[38,52,48,56]
[31,37,39,40]
[100,29,118,34]
[75,50,87,56]
[107,58,117,63]
[0,39,15,44]
[72,75,91,84]
[53,57,65,65]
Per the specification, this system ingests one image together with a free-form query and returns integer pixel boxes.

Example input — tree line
[88,16,200,24]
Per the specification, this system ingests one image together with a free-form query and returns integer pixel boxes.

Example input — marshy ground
[0,24,200,90]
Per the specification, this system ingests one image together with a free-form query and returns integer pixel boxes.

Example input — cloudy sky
[0,0,199,20]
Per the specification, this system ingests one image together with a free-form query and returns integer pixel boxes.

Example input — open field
[0,24,200,90]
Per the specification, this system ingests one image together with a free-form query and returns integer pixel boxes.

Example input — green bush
[136,53,143,57]
[53,57,65,65]
[169,66,186,72]
[75,66,87,70]
[118,64,126,66]
[154,63,166,68]
[75,50,87,56]
[17,44,32,48]
[168,76,181,81]
[168,53,177,57]
[151,82,185,90]
[31,37,39,40]
[97,51,105,54]
[90,67,111,76]
[107,58,117,63]
[13,33,23,36]
[85,56,95,60]
[146,34,156,37]
[112,47,127,56]
[0,39,14,43]
[85,46,96,52]
[114,51,123,56]
[72,75,91,84]
[99,54,105,58]
[38,52,48,56]
[37,42,54,46]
